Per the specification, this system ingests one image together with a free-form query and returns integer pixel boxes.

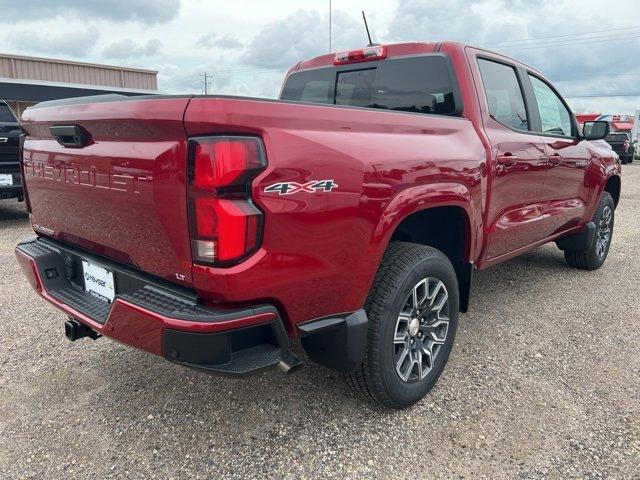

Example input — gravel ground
[1,167,639,480]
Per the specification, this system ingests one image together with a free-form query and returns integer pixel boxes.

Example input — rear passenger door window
[477,58,529,131]
[528,75,573,137]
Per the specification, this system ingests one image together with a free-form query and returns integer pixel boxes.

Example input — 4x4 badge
[264,180,338,195]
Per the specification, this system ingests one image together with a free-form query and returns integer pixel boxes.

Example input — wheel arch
[375,186,478,312]
[604,174,621,208]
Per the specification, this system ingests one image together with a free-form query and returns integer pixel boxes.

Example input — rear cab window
[281,55,461,116]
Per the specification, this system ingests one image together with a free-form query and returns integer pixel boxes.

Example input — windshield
[281,55,459,116]
[0,103,17,123]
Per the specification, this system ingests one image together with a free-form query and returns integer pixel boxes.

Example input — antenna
[329,0,332,51]
[361,11,378,47]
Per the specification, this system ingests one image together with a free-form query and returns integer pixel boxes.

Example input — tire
[344,242,459,409]
[564,192,614,270]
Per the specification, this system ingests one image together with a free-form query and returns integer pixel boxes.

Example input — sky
[0,0,638,114]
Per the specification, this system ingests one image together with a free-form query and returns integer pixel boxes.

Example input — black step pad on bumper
[16,237,298,376]
[16,237,277,325]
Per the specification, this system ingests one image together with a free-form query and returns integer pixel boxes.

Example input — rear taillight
[188,136,266,266]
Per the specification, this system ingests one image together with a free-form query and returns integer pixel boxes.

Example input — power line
[484,26,639,47]
[563,92,640,98]
[492,33,640,51]
[552,72,640,80]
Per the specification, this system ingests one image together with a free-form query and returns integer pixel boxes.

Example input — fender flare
[372,182,480,255]
[370,182,481,313]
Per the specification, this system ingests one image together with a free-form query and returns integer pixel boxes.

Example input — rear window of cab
[280,55,461,116]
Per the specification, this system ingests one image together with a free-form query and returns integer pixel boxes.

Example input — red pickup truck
[16,42,620,409]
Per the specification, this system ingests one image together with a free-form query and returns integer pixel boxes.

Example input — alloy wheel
[596,205,612,258]
[393,277,450,383]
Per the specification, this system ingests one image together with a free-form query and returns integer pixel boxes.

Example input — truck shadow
[84,247,573,421]
[85,244,572,405]
[0,199,28,224]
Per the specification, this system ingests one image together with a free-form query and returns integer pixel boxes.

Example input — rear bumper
[15,237,296,376]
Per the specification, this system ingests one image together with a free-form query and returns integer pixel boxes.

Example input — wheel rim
[393,277,450,383]
[596,205,612,258]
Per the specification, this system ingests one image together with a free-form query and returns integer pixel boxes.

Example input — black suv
[605,132,634,164]
[0,100,22,200]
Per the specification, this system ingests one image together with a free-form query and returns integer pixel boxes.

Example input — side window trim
[525,72,579,139]
[476,55,532,133]
[516,66,541,133]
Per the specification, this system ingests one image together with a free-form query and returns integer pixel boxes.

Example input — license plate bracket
[81,260,115,302]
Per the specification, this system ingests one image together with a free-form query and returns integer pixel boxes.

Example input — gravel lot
[1,167,639,480]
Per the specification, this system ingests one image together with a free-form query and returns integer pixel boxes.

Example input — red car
[16,42,619,409]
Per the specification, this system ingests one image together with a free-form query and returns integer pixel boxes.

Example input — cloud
[242,9,365,69]
[156,61,286,98]
[6,28,99,57]
[217,34,243,50]
[197,33,243,50]
[102,39,162,59]
[386,0,640,113]
[0,0,180,24]
[197,33,217,48]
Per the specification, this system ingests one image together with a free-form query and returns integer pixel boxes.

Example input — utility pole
[200,72,212,95]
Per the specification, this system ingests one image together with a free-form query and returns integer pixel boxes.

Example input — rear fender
[370,183,480,312]
[373,182,478,253]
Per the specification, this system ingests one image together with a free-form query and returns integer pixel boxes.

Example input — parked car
[15,41,620,409]
[605,132,633,164]
[0,100,23,201]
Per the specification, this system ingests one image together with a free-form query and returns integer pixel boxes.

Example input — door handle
[549,153,563,166]
[496,153,517,167]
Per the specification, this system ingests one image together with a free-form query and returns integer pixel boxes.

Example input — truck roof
[289,41,544,79]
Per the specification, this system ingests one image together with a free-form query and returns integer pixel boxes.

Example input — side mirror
[582,120,609,140]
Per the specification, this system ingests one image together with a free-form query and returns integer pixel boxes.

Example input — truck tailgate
[20,96,194,284]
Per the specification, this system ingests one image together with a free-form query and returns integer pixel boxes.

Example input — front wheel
[345,242,458,409]
[564,192,615,270]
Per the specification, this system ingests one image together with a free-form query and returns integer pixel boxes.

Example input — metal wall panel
[0,53,157,90]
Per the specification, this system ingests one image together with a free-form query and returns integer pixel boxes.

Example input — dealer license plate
[82,260,115,302]
[0,174,12,186]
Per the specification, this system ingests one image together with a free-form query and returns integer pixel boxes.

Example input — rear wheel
[564,192,614,270]
[345,242,458,409]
